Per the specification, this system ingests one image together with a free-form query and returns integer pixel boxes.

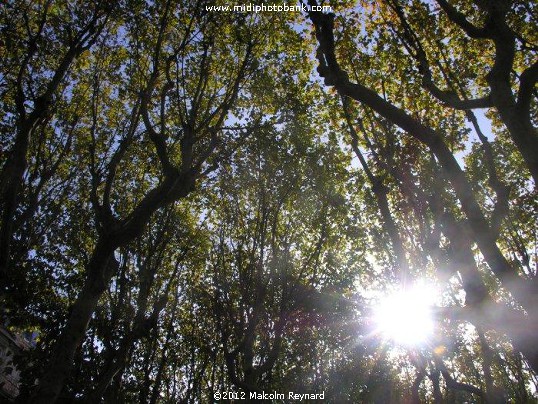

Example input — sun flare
[373,283,436,346]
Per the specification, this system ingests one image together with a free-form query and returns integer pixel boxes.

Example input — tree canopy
[0,0,536,402]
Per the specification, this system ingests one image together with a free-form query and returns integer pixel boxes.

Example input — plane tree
[307,0,538,381]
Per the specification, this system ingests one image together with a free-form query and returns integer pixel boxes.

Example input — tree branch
[434,356,485,398]
[385,0,492,110]
[517,59,538,117]
[434,0,491,39]
[308,4,533,312]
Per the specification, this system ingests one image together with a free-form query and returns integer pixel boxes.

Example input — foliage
[0,0,536,402]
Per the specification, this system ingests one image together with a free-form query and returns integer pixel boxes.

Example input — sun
[373,282,436,346]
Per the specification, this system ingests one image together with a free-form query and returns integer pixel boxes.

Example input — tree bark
[0,4,109,284]
[32,172,194,402]
[438,206,538,374]
[485,11,538,184]
[308,7,536,314]
[32,241,118,403]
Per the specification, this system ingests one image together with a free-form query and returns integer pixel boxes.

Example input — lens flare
[373,283,435,346]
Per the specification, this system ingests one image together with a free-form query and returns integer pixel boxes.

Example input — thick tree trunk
[440,209,538,375]
[89,339,132,402]
[32,242,117,403]
[492,93,538,185]
[32,171,194,401]
[309,8,536,317]
[0,122,33,283]
[486,23,538,185]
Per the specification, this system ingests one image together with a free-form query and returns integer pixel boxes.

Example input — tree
[307,0,537,375]
[1,0,113,298]
[1,0,536,402]
[208,116,356,396]
[0,0,283,400]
